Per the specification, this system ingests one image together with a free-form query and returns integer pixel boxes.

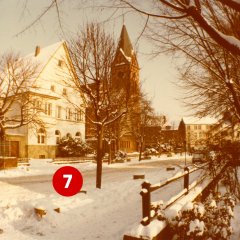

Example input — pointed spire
[117,25,133,58]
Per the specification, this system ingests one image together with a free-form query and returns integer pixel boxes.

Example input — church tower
[111,25,139,97]
[111,25,140,152]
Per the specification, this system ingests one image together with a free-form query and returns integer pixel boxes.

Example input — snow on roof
[24,40,65,67]
[23,41,67,95]
[120,48,131,62]
[182,116,217,125]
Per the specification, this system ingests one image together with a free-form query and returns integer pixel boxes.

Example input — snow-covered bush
[115,151,127,161]
[168,193,236,240]
[57,137,93,157]
[143,148,158,157]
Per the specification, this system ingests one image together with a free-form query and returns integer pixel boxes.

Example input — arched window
[75,132,81,140]
[55,130,61,144]
[38,128,45,144]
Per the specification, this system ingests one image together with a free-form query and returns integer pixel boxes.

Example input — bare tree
[18,0,240,55]
[114,0,240,55]
[0,53,44,142]
[144,3,240,121]
[65,23,128,189]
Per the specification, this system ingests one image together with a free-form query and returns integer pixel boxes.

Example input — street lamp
[184,140,187,166]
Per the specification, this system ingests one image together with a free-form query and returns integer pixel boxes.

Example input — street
[0,158,201,240]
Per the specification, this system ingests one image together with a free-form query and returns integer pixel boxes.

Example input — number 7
[63,174,72,188]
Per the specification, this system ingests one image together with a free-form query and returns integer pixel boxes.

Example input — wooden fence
[124,163,228,240]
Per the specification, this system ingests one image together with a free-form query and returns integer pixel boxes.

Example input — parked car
[192,152,207,163]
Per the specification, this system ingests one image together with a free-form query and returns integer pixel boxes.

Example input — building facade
[5,41,85,158]
[178,117,216,151]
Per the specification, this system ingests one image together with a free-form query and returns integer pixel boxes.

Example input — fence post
[184,167,190,193]
[140,181,151,225]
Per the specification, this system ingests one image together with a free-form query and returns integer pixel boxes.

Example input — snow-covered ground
[0,155,239,240]
[0,154,190,178]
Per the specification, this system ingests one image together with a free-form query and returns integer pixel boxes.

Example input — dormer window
[63,88,67,95]
[50,85,55,92]
[58,59,64,67]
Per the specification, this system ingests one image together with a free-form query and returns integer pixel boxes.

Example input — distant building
[144,126,162,148]
[160,126,182,149]
[178,117,217,151]
[208,118,240,145]
[144,122,181,151]
[4,41,85,158]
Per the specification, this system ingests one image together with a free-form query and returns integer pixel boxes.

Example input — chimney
[35,46,40,57]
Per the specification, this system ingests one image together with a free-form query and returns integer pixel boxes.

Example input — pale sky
[0,0,188,124]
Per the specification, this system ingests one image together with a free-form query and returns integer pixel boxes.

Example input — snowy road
[1,158,190,185]
[1,157,202,240]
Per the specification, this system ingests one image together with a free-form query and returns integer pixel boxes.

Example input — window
[75,132,81,140]
[194,125,198,130]
[198,125,201,130]
[58,60,64,67]
[56,106,62,119]
[75,110,83,122]
[33,100,42,113]
[66,133,72,138]
[187,126,191,130]
[55,130,61,144]
[63,88,67,95]
[38,128,45,144]
[50,85,55,92]
[45,102,52,116]
[66,108,71,120]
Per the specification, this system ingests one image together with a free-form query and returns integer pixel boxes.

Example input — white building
[178,117,217,150]
[5,41,85,158]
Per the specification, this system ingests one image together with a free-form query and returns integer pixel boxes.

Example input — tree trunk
[139,139,143,161]
[108,141,112,165]
[116,137,120,152]
[96,125,104,189]
[0,127,5,141]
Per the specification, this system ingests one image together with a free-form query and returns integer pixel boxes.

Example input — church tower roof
[117,25,133,58]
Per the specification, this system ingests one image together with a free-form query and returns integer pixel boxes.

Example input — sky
[0,0,188,125]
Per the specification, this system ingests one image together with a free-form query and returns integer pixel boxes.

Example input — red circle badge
[52,166,83,197]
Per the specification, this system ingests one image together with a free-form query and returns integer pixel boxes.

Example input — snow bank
[128,220,166,239]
